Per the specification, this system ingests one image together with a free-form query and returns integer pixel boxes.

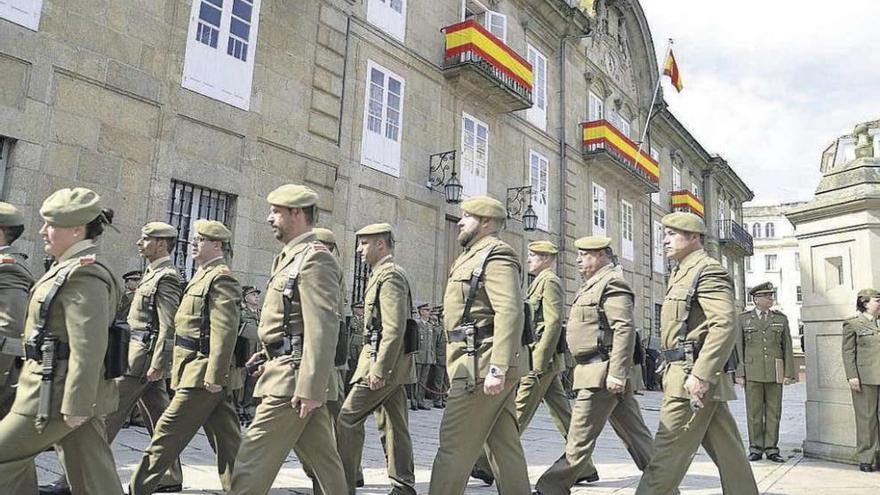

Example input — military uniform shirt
[736,309,795,382]
[529,269,565,375]
[126,256,183,379]
[0,246,33,382]
[842,313,880,385]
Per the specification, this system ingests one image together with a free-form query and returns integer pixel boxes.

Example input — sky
[639,0,879,205]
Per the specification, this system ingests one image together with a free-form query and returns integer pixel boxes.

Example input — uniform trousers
[429,378,530,495]
[851,383,880,465]
[0,413,122,494]
[129,387,240,494]
[535,385,654,495]
[745,380,783,455]
[227,395,346,495]
[0,354,19,418]
[635,396,758,494]
[337,381,415,494]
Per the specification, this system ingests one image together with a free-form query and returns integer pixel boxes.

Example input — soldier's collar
[198,255,226,269]
[282,231,316,256]
[465,234,496,252]
[57,239,97,263]
[148,255,172,270]
[371,254,394,270]
[675,248,706,273]
[584,263,614,287]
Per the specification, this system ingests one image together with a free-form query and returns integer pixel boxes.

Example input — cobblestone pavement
[35,382,880,493]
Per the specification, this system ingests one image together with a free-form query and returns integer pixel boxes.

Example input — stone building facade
[0,0,753,338]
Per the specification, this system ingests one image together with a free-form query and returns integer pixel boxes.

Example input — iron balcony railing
[718,219,754,256]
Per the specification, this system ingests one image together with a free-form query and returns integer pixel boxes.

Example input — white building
[743,202,807,350]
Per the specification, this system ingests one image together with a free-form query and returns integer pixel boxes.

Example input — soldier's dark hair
[857,296,870,313]
[85,208,114,239]
[379,232,394,250]
[302,205,316,226]
[1,225,24,244]
[158,236,177,253]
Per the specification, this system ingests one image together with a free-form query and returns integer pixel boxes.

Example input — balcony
[718,219,754,256]
[581,120,660,193]
[442,20,533,112]
[670,189,705,217]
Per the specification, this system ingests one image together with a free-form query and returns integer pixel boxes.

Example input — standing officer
[0,202,32,418]
[430,307,448,408]
[410,303,436,411]
[0,188,122,494]
[636,212,757,494]
[236,285,261,426]
[429,195,530,495]
[842,289,880,472]
[129,219,242,494]
[118,270,143,321]
[227,184,346,494]
[472,240,599,486]
[533,236,654,495]
[337,223,417,495]
[736,282,796,463]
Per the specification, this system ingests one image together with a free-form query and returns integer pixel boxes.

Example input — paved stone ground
[35,382,880,493]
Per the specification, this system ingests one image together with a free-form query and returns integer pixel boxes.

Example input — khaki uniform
[409,316,436,409]
[430,319,448,407]
[841,314,880,465]
[228,232,346,495]
[429,235,530,495]
[347,314,365,389]
[234,305,261,420]
[0,246,32,417]
[636,249,757,494]
[0,241,123,494]
[337,257,416,495]
[535,264,654,495]
[130,257,242,494]
[736,309,796,456]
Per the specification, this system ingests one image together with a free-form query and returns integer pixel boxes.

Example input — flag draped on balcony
[663,49,683,92]
[443,20,533,91]
[583,121,661,183]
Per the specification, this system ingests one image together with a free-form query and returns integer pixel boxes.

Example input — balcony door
[462,0,505,41]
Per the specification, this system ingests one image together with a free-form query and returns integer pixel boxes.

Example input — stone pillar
[787,153,880,464]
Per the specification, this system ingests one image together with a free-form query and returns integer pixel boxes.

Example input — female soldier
[842,288,880,472]
[0,187,123,494]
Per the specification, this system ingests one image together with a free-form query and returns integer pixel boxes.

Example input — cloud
[640,0,880,204]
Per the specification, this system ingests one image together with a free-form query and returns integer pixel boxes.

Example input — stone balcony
[581,120,660,193]
[670,189,705,217]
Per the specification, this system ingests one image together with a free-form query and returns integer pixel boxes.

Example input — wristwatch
[488,365,504,378]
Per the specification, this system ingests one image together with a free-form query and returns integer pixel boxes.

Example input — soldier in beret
[227,184,346,494]
[534,236,653,495]
[0,202,32,419]
[736,282,796,463]
[429,195,530,494]
[0,188,123,494]
[117,270,144,321]
[636,212,757,494]
[409,302,436,411]
[130,219,242,494]
[842,288,880,472]
[337,223,416,495]
[429,305,448,408]
[236,285,261,426]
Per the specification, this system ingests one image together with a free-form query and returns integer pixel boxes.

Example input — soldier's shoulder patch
[309,241,329,253]
[79,254,97,265]
[218,266,231,275]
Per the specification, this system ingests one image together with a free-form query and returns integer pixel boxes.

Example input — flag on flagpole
[663,50,683,92]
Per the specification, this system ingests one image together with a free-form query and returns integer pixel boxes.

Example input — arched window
[765,222,775,238]
[752,222,761,238]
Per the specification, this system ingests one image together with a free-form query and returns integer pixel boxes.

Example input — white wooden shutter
[592,182,606,236]
[461,113,489,198]
[529,150,549,231]
[360,60,405,177]
[621,199,634,261]
[525,44,547,130]
[0,0,42,30]
[486,10,506,42]
[367,0,407,42]
[588,91,604,121]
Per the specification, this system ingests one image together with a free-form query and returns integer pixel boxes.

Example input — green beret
[39,187,103,227]
[574,236,611,251]
[857,288,880,298]
[266,184,318,209]
[123,270,143,281]
[417,302,429,310]
[528,240,558,255]
[194,219,232,241]
[0,202,24,227]
[355,223,394,240]
[142,221,177,238]
[313,227,337,245]
[461,195,506,219]
[749,282,775,296]
[661,212,706,234]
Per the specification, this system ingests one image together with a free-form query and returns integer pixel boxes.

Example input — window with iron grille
[351,244,372,305]
[167,180,235,280]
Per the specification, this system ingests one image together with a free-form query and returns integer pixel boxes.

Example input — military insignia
[219,267,231,275]
[79,254,97,265]
[311,242,329,253]
[0,256,15,263]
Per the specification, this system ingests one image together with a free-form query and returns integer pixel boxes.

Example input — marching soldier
[337,223,417,495]
[430,308,448,408]
[312,227,348,421]
[118,270,143,321]
[347,301,366,391]
[472,240,599,486]
[236,285,261,426]
[636,212,757,494]
[0,203,32,418]
[0,188,123,494]
[129,219,242,494]
[533,236,654,495]
[429,195,530,495]
[227,184,346,494]
[410,303,436,411]
[842,289,880,472]
[736,282,796,463]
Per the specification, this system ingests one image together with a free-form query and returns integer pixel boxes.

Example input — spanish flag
[663,50,683,92]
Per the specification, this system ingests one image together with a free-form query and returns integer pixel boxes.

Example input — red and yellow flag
[663,50,683,92]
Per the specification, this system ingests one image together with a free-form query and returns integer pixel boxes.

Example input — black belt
[175,335,202,353]
[574,349,608,365]
[25,341,70,361]
[264,334,303,360]
[661,346,700,363]
[130,329,155,343]
[447,325,493,343]
[0,336,24,357]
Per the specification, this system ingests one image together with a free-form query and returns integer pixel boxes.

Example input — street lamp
[506,186,537,232]
[427,150,462,204]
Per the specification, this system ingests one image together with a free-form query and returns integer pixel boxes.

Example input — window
[691,181,701,199]
[0,138,10,197]
[0,0,42,30]
[765,222,775,238]
[621,200,633,261]
[733,262,741,296]
[752,222,761,238]
[367,0,407,42]
[167,180,235,280]
[796,285,803,303]
[650,147,661,204]
[461,113,489,197]
[525,44,548,130]
[765,254,777,272]
[529,150,549,231]
[672,166,681,190]
[795,252,800,271]
[183,0,261,110]
[653,221,664,273]
[654,303,662,332]
[588,91,604,121]
[618,115,631,139]
[745,255,752,272]
[361,60,405,176]
[592,183,606,236]
[464,1,506,42]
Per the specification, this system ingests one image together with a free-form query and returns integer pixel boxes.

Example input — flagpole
[636,38,673,162]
